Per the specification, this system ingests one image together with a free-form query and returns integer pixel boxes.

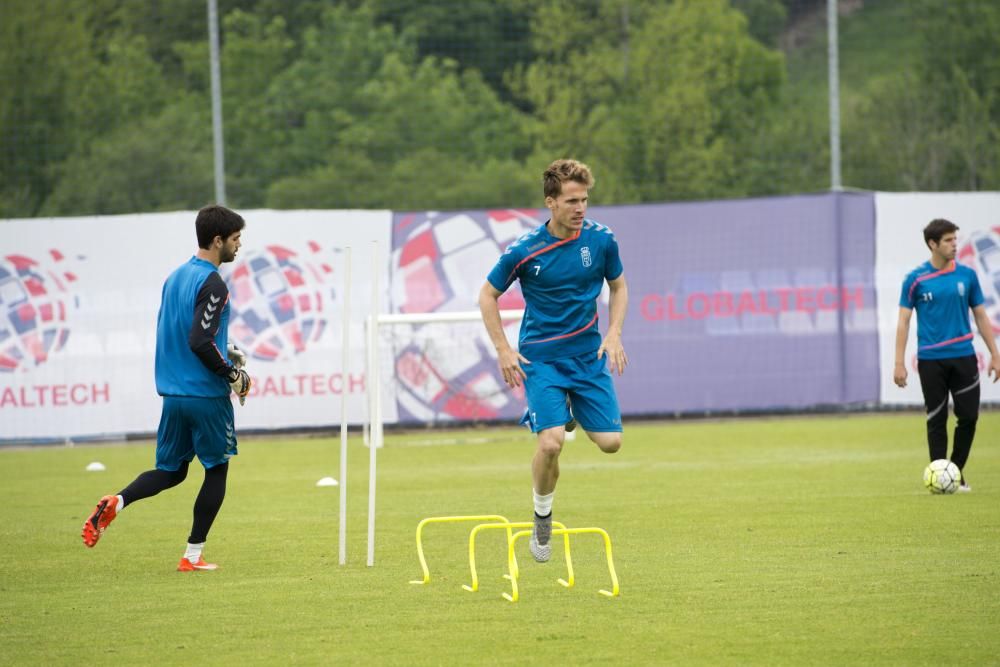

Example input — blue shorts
[156,396,237,470]
[520,352,622,433]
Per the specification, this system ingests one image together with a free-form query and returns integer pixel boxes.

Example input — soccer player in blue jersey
[894,218,1000,492]
[479,159,628,562]
[81,205,252,570]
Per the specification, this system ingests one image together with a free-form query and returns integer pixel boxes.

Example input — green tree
[268,149,536,211]
[731,0,788,46]
[914,0,1000,121]
[369,0,535,103]
[259,4,408,183]
[0,0,94,216]
[947,68,999,190]
[914,0,1000,190]
[845,70,950,191]
[41,99,214,215]
[0,0,175,217]
[170,10,296,208]
[845,1,1000,191]
[97,0,324,81]
[509,0,783,202]
[264,3,532,210]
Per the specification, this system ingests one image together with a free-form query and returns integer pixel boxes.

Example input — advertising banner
[875,192,1000,405]
[390,193,880,423]
[19,190,994,440]
[1,209,391,442]
[613,192,879,413]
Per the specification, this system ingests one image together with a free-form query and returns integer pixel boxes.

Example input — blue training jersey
[899,260,983,360]
[487,218,623,362]
[155,257,233,397]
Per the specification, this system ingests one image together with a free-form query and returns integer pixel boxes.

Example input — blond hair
[543,159,594,199]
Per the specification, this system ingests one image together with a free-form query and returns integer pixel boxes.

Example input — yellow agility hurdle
[503,527,620,603]
[409,515,511,585]
[462,521,573,593]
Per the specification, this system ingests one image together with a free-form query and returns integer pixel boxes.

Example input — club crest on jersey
[958,282,965,297]
[580,246,592,268]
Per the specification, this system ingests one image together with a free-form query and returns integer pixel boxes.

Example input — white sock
[184,542,205,562]
[115,495,125,512]
[533,490,554,518]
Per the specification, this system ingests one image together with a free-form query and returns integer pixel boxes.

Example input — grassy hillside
[784,0,921,106]
[767,0,924,192]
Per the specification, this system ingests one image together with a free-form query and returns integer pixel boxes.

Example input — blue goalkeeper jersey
[155,257,233,397]
[487,218,623,362]
[899,260,984,360]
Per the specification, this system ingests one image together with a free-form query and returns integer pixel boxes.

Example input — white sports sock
[533,490,554,518]
[115,495,125,512]
[184,542,205,562]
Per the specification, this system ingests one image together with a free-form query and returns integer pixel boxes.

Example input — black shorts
[916,355,979,416]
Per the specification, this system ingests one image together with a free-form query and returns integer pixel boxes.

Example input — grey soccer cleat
[529,513,552,562]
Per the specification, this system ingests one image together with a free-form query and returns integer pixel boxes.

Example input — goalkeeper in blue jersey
[479,159,628,563]
[894,218,1000,492]
[81,205,252,571]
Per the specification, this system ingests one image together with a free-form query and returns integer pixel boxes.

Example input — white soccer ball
[923,459,961,495]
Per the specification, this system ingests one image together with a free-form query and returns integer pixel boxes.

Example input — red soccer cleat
[81,495,118,548]
[177,556,219,572]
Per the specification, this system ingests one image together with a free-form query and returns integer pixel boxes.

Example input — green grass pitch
[2,412,998,665]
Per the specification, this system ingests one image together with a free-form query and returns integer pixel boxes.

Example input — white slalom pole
[363,322,370,447]
[367,240,379,567]
[338,246,351,566]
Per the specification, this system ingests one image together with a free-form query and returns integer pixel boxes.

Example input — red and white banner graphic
[1,209,391,441]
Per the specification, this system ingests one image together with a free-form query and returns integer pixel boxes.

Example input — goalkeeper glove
[227,342,247,369]
[227,366,252,405]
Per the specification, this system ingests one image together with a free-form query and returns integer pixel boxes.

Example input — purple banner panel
[608,192,879,414]
[389,193,878,424]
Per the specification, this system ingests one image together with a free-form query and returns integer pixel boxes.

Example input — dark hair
[196,205,245,249]
[543,159,594,199]
[923,218,959,248]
